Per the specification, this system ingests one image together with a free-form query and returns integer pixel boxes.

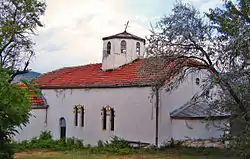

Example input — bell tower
[101,28,145,71]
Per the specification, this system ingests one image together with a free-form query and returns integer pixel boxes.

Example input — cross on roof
[124,21,130,32]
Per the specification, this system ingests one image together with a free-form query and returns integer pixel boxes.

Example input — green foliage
[207,0,250,157]
[0,68,32,159]
[91,136,135,155]
[0,0,46,75]
[13,131,84,151]
[13,134,137,155]
[13,132,238,157]
[39,130,53,140]
[0,0,46,157]
[102,136,131,149]
[144,0,249,157]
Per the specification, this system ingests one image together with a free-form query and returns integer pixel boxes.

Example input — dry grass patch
[14,150,237,159]
[14,150,64,158]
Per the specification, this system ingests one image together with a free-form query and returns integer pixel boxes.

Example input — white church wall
[42,86,156,146]
[14,109,47,141]
[171,119,227,140]
[102,39,145,70]
[158,71,211,144]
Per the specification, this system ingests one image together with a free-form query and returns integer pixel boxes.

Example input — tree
[0,69,32,159]
[0,0,46,81]
[0,0,46,158]
[141,0,249,157]
[207,0,250,157]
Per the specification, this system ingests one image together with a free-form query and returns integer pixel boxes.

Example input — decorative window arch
[73,104,84,127]
[136,42,140,55]
[101,105,115,131]
[121,40,127,53]
[107,41,111,55]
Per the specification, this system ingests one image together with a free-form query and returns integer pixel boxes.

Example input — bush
[0,141,14,159]
[106,136,130,149]
[39,130,53,140]
[90,136,136,155]
[13,131,85,151]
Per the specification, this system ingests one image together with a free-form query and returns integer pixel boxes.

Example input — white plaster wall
[42,87,156,146]
[158,71,210,144]
[14,109,47,141]
[172,119,226,140]
[102,38,145,70]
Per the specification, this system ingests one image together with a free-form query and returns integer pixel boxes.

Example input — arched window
[81,106,85,127]
[59,117,66,139]
[110,108,115,131]
[102,107,107,130]
[195,78,200,85]
[136,42,140,55]
[107,41,111,55]
[120,40,127,53]
[74,106,78,126]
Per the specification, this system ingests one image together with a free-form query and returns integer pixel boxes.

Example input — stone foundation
[181,139,228,148]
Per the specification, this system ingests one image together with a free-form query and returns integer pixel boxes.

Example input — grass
[14,149,239,159]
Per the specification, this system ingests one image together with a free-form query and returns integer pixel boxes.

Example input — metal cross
[124,21,130,32]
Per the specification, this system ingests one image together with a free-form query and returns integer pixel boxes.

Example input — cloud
[30,0,224,73]
[199,0,224,13]
[30,0,155,73]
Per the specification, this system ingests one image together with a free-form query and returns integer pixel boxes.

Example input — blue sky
[30,0,224,73]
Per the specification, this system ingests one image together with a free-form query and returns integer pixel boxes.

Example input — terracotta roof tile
[37,58,205,88]
[37,59,150,88]
[17,83,46,106]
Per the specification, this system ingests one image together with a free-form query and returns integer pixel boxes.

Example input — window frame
[195,78,200,85]
[136,42,140,55]
[74,106,78,126]
[102,107,107,130]
[120,40,127,53]
[107,41,111,55]
[81,106,84,127]
[110,108,115,131]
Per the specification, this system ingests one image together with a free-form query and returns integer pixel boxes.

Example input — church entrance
[59,117,66,139]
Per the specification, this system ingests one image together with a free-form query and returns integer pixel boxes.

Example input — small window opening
[121,40,127,53]
[102,107,107,130]
[136,42,140,55]
[74,106,78,126]
[110,108,115,131]
[195,78,200,85]
[107,41,111,55]
[81,106,84,127]
[59,117,66,139]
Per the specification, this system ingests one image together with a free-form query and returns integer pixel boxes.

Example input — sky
[30,0,224,73]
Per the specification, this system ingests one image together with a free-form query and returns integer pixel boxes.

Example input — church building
[14,31,228,146]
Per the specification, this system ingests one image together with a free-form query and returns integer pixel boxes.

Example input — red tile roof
[37,59,151,88]
[37,58,206,89]
[17,83,46,106]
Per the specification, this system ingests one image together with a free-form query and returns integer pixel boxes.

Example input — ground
[14,150,238,159]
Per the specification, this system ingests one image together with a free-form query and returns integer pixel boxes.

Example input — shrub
[103,136,130,149]
[91,136,136,155]
[12,131,85,151]
[39,130,53,140]
[0,141,14,159]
